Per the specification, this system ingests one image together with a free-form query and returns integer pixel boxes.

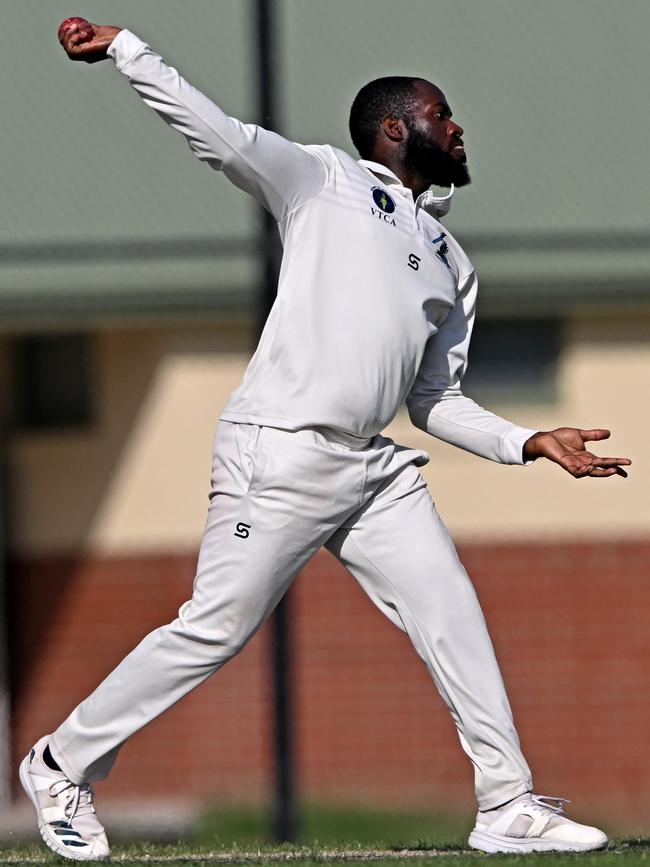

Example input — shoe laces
[529,794,570,815]
[49,778,96,821]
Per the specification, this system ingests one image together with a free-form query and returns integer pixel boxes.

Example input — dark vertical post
[254,0,297,844]
[0,428,9,804]
[269,585,296,843]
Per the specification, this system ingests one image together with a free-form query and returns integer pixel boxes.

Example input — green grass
[193,803,470,849]
[1,839,649,865]
[1,805,648,865]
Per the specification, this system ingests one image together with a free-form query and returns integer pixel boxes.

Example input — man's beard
[404,122,471,188]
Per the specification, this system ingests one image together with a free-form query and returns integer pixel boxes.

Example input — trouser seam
[358,454,368,510]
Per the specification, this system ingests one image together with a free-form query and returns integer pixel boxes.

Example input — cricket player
[20,20,631,860]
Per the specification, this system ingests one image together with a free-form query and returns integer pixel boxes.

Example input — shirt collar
[358,158,455,220]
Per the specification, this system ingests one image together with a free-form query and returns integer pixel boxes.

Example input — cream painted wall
[8,325,248,556]
[8,316,649,556]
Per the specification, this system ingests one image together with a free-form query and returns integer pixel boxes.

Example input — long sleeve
[406,272,537,465]
[107,30,328,221]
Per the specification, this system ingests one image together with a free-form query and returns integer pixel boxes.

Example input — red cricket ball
[58,17,94,43]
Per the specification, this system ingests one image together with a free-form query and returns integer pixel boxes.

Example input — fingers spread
[560,451,631,479]
[583,458,630,478]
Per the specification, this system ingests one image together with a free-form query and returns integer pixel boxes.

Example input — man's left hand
[523,428,631,478]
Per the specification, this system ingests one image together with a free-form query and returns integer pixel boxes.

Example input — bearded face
[403,118,471,188]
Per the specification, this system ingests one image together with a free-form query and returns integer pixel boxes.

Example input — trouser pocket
[234,423,267,495]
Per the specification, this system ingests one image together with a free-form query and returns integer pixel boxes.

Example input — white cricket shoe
[19,735,110,861]
[468,793,608,853]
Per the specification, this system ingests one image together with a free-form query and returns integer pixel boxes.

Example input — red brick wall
[9,540,650,831]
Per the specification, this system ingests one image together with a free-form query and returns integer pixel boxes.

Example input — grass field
[2,804,648,865]
[1,839,649,866]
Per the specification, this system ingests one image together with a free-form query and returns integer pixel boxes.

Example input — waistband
[314,426,373,451]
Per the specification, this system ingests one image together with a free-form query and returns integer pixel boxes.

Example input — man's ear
[381,116,407,143]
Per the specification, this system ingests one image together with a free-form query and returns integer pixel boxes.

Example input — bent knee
[168,607,258,659]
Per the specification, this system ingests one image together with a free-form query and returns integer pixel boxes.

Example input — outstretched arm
[407,274,631,477]
[58,20,328,220]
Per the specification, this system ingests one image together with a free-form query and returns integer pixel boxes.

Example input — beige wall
[6,314,649,557]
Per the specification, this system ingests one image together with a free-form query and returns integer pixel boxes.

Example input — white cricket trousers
[51,422,532,809]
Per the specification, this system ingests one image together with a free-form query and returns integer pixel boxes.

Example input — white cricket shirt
[108,31,537,464]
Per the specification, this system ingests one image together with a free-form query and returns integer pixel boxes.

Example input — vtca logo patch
[370,186,397,226]
[372,187,395,213]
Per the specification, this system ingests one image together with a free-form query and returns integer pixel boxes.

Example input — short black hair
[349,76,422,159]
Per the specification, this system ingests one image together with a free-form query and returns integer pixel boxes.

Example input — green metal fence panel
[1,0,648,319]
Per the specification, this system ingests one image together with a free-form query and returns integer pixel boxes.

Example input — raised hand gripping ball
[58,17,94,44]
